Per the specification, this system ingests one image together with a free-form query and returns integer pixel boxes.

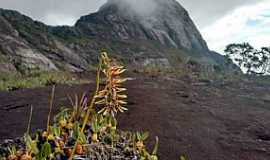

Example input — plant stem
[47,85,56,132]
[26,105,33,135]
[69,61,101,160]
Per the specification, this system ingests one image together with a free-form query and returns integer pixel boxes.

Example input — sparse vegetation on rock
[0,71,90,91]
[0,52,159,160]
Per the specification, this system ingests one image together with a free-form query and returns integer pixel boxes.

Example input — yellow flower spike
[96,52,129,117]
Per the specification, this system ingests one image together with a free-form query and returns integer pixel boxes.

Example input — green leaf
[73,121,80,139]
[39,142,52,159]
[180,156,187,160]
[142,132,149,140]
[152,136,159,155]
[52,125,61,137]
[24,134,39,155]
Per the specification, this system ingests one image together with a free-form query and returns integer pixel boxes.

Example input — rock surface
[0,74,270,160]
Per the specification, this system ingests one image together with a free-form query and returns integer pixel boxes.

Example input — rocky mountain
[0,0,236,74]
[76,0,208,52]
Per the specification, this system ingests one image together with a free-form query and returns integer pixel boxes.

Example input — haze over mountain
[0,0,236,74]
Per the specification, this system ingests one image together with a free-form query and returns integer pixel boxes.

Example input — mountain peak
[76,0,209,54]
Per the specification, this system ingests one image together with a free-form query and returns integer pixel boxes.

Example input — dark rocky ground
[1,73,270,160]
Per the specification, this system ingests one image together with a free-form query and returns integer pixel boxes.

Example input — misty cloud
[105,0,158,17]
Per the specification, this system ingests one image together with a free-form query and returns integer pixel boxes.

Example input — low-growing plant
[1,52,159,160]
[0,72,90,91]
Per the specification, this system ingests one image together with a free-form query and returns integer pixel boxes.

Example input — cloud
[0,0,106,25]
[201,0,270,53]
[105,0,158,16]
[44,13,77,26]
[176,0,258,28]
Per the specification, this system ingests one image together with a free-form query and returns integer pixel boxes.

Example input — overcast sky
[0,0,269,53]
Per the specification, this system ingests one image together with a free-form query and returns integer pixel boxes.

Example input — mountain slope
[0,0,236,74]
[76,0,208,52]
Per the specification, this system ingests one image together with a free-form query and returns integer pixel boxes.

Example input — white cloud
[202,0,270,53]
[44,13,77,26]
[176,0,258,28]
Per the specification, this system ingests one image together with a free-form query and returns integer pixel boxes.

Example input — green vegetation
[1,52,159,160]
[0,71,90,91]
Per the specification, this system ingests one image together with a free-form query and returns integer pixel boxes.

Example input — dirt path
[1,75,270,160]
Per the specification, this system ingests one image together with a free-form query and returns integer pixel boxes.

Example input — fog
[104,0,159,16]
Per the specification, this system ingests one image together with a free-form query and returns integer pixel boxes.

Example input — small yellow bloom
[91,133,98,143]
[42,131,48,138]
[20,153,32,160]
[59,119,67,128]
[111,126,117,130]
[47,134,54,140]
[136,141,144,150]
[151,155,158,160]
[66,122,73,130]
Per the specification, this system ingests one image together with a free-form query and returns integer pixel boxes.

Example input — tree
[260,47,270,74]
[224,43,270,75]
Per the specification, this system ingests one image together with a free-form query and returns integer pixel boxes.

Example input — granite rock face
[0,0,236,74]
[76,0,209,53]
